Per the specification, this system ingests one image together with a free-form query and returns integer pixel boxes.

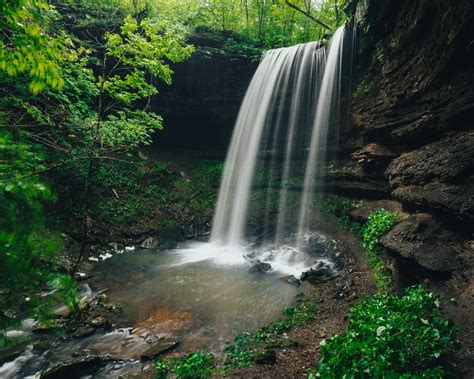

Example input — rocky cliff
[333,0,474,374]
[150,33,257,150]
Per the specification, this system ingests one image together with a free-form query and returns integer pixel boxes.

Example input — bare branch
[284,0,333,31]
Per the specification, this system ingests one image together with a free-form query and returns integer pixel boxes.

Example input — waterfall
[211,26,347,255]
[296,26,346,248]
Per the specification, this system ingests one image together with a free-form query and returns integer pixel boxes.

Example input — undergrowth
[154,301,318,377]
[319,196,397,291]
[310,286,457,378]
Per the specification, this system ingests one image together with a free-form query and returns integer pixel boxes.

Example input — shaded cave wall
[149,34,258,151]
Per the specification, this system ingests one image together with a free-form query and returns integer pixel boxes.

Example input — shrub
[362,208,398,254]
[312,286,457,378]
[155,351,215,378]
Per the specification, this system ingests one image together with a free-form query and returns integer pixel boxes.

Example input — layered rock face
[150,34,257,150]
[334,0,474,373]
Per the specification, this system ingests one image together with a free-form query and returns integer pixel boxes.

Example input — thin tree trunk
[72,51,107,273]
[285,0,333,30]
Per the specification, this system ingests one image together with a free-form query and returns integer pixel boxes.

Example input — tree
[69,15,194,268]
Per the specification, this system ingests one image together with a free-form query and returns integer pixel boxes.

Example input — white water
[211,41,328,246]
[211,46,305,246]
[296,26,346,249]
[211,27,347,272]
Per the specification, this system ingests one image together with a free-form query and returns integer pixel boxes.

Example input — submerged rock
[41,355,106,379]
[0,342,28,365]
[279,275,301,287]
[72,326,96,339]
[249,261,272,274]
[140,338,179,361]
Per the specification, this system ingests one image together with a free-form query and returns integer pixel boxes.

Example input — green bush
[312,286,456,378]
[362,208,398,254]
[155,351,215,378]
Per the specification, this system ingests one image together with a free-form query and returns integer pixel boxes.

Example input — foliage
[72,0,348,50]
[353,75,374,98]
[153,300,318,376]
[362,208,398,255]
[316,196,363,236]
[155,350,216,378]
[0,133,78,339]
[0,0,65,93]
[223,301,317,369]
[317,198,398,291]
[311,286,457,378]
[359,208,397,292]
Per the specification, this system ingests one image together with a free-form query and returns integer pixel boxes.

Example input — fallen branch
[285,0,333,31]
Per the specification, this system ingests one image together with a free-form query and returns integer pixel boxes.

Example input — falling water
[211,26,348,271]
[211,41,325,245]
[296,26,346,248]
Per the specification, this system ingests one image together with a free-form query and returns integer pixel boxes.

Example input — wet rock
[72,326,96,339]
[140,338,179,361]
[33,320,64,334]
[379,213,466,272]
[140,236,160,249]
[253,348,276,364]
[249,261,272,274]
[300,261,338,284]
[279,275,301,287]
[182,224,196,239]
[128,226,156,238]
[0,342,28,365]
[348,199,405,223]
[351,143,397,171]
[386,131,474,221]
[73,272,93,281]
[88,316,111,330]
[41,355,105,379]
[333,282,352,299]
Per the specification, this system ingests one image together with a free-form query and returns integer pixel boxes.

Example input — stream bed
[1,234,341,378]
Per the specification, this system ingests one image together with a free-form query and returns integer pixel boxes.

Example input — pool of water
[90,241,308,352]
[0,235,338,378]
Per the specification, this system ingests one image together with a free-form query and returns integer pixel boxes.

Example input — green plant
[312,286,457,378]
[360,208,398,291]
[223,301,318,369]
[155,350,216,378]
[0,134,78,340]
[362,209,398,254]
[316,196,363,237]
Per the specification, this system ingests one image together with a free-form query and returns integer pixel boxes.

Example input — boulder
[379,213,467,272]
[351,143,397,171]
[140,338,179,361]
[300,261,338,284]
[88,316,111,330]
[386,131,474,222]
[348,199,405,223]
[249,261,272,274]
[279,275,301,287]
[140,236,160,249]
[72,326,96,339]
[41,355,105,379]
